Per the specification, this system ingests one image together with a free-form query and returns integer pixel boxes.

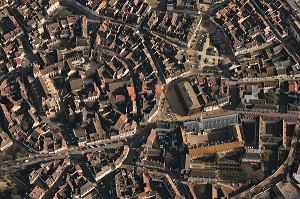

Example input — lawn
[218,158,241,165]
[206,49,215,56]
[256,36,265,46]
[218,153,242,165]
[75,65,85,71]
[219,170,245,182]
[0,145,29,165]
[209,34,220,48]
[262,152,271,177]
[58,10,72,19]
[190,158,216,167]
[53,76,65,89]
[51,45,66,51]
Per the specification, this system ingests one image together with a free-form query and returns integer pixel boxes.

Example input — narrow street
[123,123,155,165]
[250,0,300,64]
[231,125,299,198]
[1,1,299,199]
[0,140,126,172]
[142,38,167,84]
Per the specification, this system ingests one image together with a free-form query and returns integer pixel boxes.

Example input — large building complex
[175,81,201,116]
[183,114,239,133]
[0,0,299,198]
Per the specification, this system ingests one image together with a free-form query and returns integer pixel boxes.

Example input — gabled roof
[70,78,83,92]
[73,129,87,138]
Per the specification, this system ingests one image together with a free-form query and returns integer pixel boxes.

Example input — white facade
[47,1,61,15]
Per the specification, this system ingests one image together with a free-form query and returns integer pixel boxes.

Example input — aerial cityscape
[0,0,300,198]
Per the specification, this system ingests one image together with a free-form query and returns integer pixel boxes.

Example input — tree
[165,151,173,165]
[179,146,185,154]
[53,77,64,90]
[258,90,265,99]
[11,195,22,199]
[11,187,18,195]
[212,153,220,163]
[265,89,277,103]
[68,115,75,124]
[1,187,21,199]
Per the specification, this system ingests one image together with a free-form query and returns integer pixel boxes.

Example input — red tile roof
[147,129,156,145]
[116,95,125,102]
[155,84,162,93]
[139,72,144,79]
[288,80,297,92]
[142,85,148,92]
[14,57,22,65]
[115,114,127,130]
[67,16,76,25]
[127,87,136,100]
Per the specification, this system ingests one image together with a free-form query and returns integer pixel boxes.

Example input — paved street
[187,17,203,47]
[0,123,162,198]
[1,1,299,198]
[142,35,167,84]
[123,124,155,165]
[250,0,300,64]
[0,121,156,172]
[231,127,299,198]
[193,34,225,67]
[96,172,118,199]
[10,173,32,193]
[0,140,126,172]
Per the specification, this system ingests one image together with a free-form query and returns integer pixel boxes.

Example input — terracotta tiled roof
[127,86,136,100]
[190,141,244,159]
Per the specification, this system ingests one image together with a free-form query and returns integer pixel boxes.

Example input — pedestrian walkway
[197,35,224,66]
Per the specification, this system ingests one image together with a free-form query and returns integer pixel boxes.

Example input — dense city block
[0,0,300,199]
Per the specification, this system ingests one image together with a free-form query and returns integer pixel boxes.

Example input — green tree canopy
[265,89,277,103]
